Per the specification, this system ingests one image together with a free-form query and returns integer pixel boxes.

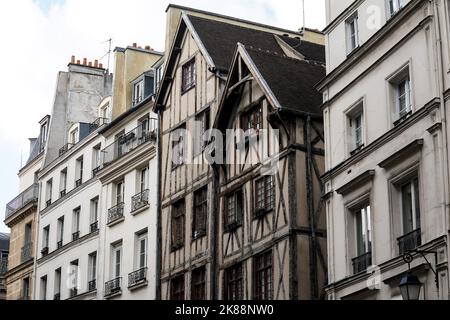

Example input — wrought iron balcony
[89,117,109,131]
[5,184,39,219]
[128,267,147,288]
[352,252,372,274]
[21,242,33,263]
[104,277,122,297]
[59,143,75,157]
[54,293,61,300]
[41,247,49,257]
[72,231,80,242]
[57,240,63,249]
[102,120,157,166]
[92,167,101,176]
[0,258,7,275]
[107,203,124,225]
[46,199,52,208]
[398,228,422,255]
[60,189,67,198]
[70,288,78,298]
[90,221,99,233]
[131,190,149,212]
[88,279,97,292]
[75,178,83,188]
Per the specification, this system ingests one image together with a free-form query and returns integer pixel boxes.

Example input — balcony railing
[398,228,422,255]
[70,288,78,298]
[72,231,80,242]
[60,189,67,198]
[102,120,157,166]
[21,242,33,263]
[57,240,63,249]
[90,221,99,233]
[128,267,147,288]
[46,199,52,208]
[41,247,49,257]
[88,279,97,292]
[0,259,7,275]
[92,167,101,176]
[131,190,149,212]
[89,117,109,132]
[105,277,122,297]
[75,178,83,188]
[54,293,61,300]
[107,203,124,225]
[5,184,39,219]
[59,143,75,157]
[352,252,372,274]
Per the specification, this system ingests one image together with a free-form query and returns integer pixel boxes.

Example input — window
[88,252,97,290]
[139,167,149,193]
[90,197,99,228]
[46,179,53,206]
[57,216,64,248]
[401,178,421,235]
[155,63,164,90]
[70,260,79,295]
[54,268,62,298]
[24,222,32,245]
[70,128,79,145]
[195,109,211,154]
[60,169,67,197]
[388,0,406,17]
[42,225,50,252]
[92,145,101,174]
[225,189,244,230]
[347,102,365,154]
[346,13,359,54]
[75,156,84,186]
[389,66,412,124]
[171,200,185,251]
[40,276,47,300]
[100,103,111,121]
[225,263,243,300]
[133,79,144,106]
[191,267,206,300]
[172,124,186,169]
[171,275,185,300]
[22,277,30,299]
[72,207,80,240]
[193,187,208,239]
[138,116,150,141]
[253,251,273,300]
[136,232,148,269]
[112,243,122,279]
[116,181,125,205]
[241,105,263,133]
[255,176,275,215]
[39,121,48,153]
[182,58,196,93]
[352,205,372,274]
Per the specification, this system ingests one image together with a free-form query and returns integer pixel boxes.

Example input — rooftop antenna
[299,0,306,36]
[100,38,112,72]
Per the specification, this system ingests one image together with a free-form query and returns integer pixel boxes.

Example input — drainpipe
[32,180,43,300]
[155,109,162,300]
[432,0,449,299]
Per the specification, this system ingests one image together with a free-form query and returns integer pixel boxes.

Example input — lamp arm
[412,249,439,291]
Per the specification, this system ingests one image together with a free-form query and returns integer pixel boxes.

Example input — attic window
[133,80,144,106]
[241,104,263,133]
[182,58,196,93]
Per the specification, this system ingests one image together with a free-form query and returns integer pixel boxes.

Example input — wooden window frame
[171,199,186,251]
[171,274,185,300]
[253,250,273,300]
[254,176,275,218]
[181,58,196,94]
[224,263,243,300]
[192,187,208,240]
[241,104,263,133]
[224,189,244,231]
[191,266,206,300]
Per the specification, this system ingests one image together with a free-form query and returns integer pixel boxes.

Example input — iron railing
[107,203,124,225]
[105,277,122,297]
[57,240,63,249]
[89,117,109,131]
[102,120,157,166]
[54,293,61,300]
[128,267,147,288]
[59,143,75,157]
[398,228,422,254]
[352,252,372,274]
[46,199,52,208]
[88,279,97,292]
[131,190,149,212]
[72,231,80,242]
[60,189,67,198]
[75,178,83,188]
[5,184,39,219]
[92,167,101,176]
[69,288,78,298]
[90,221,99,233]
[41,247,49,257]
[21,242,33,263]
[0,258,7,275]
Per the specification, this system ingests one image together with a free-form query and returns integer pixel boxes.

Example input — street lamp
[399,250,438,300]
[399,273,422,300]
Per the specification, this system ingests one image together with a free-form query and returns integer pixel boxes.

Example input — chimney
[71,55,75,64]
[94,60,98,68]
[132,43,137,48]
[99,63,103,69]
[83,58,87,65]
[88,61,92,67]
[76,60,81,65]
[145,45,151,51]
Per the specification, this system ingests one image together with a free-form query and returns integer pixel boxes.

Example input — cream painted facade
[319,0,450,299]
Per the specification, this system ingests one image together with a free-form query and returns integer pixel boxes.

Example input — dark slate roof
[0,233,9,252]
[246,47,325,117]
[188,15,325,72]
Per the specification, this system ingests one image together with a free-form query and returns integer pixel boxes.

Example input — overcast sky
[0,0,325,233]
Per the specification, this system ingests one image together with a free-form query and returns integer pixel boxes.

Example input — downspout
[32,179,43,300]
[155,108,162,300]
[432,0,449,299]
[211,164,220,300]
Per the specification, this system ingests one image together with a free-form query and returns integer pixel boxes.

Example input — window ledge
[107,217,125,228]
[192,231,207,242]
[224,222,242,233]
[171,243,184,252]
[104,290,122,300]
[253,208,273,220]
[131,204,150,216]
[128,280,148,291]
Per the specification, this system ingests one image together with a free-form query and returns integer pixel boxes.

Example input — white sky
[0,0,325,233]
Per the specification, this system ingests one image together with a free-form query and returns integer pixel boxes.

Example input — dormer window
[70,127,79,145]
[100,103,111,121]
[133,80,144,106]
